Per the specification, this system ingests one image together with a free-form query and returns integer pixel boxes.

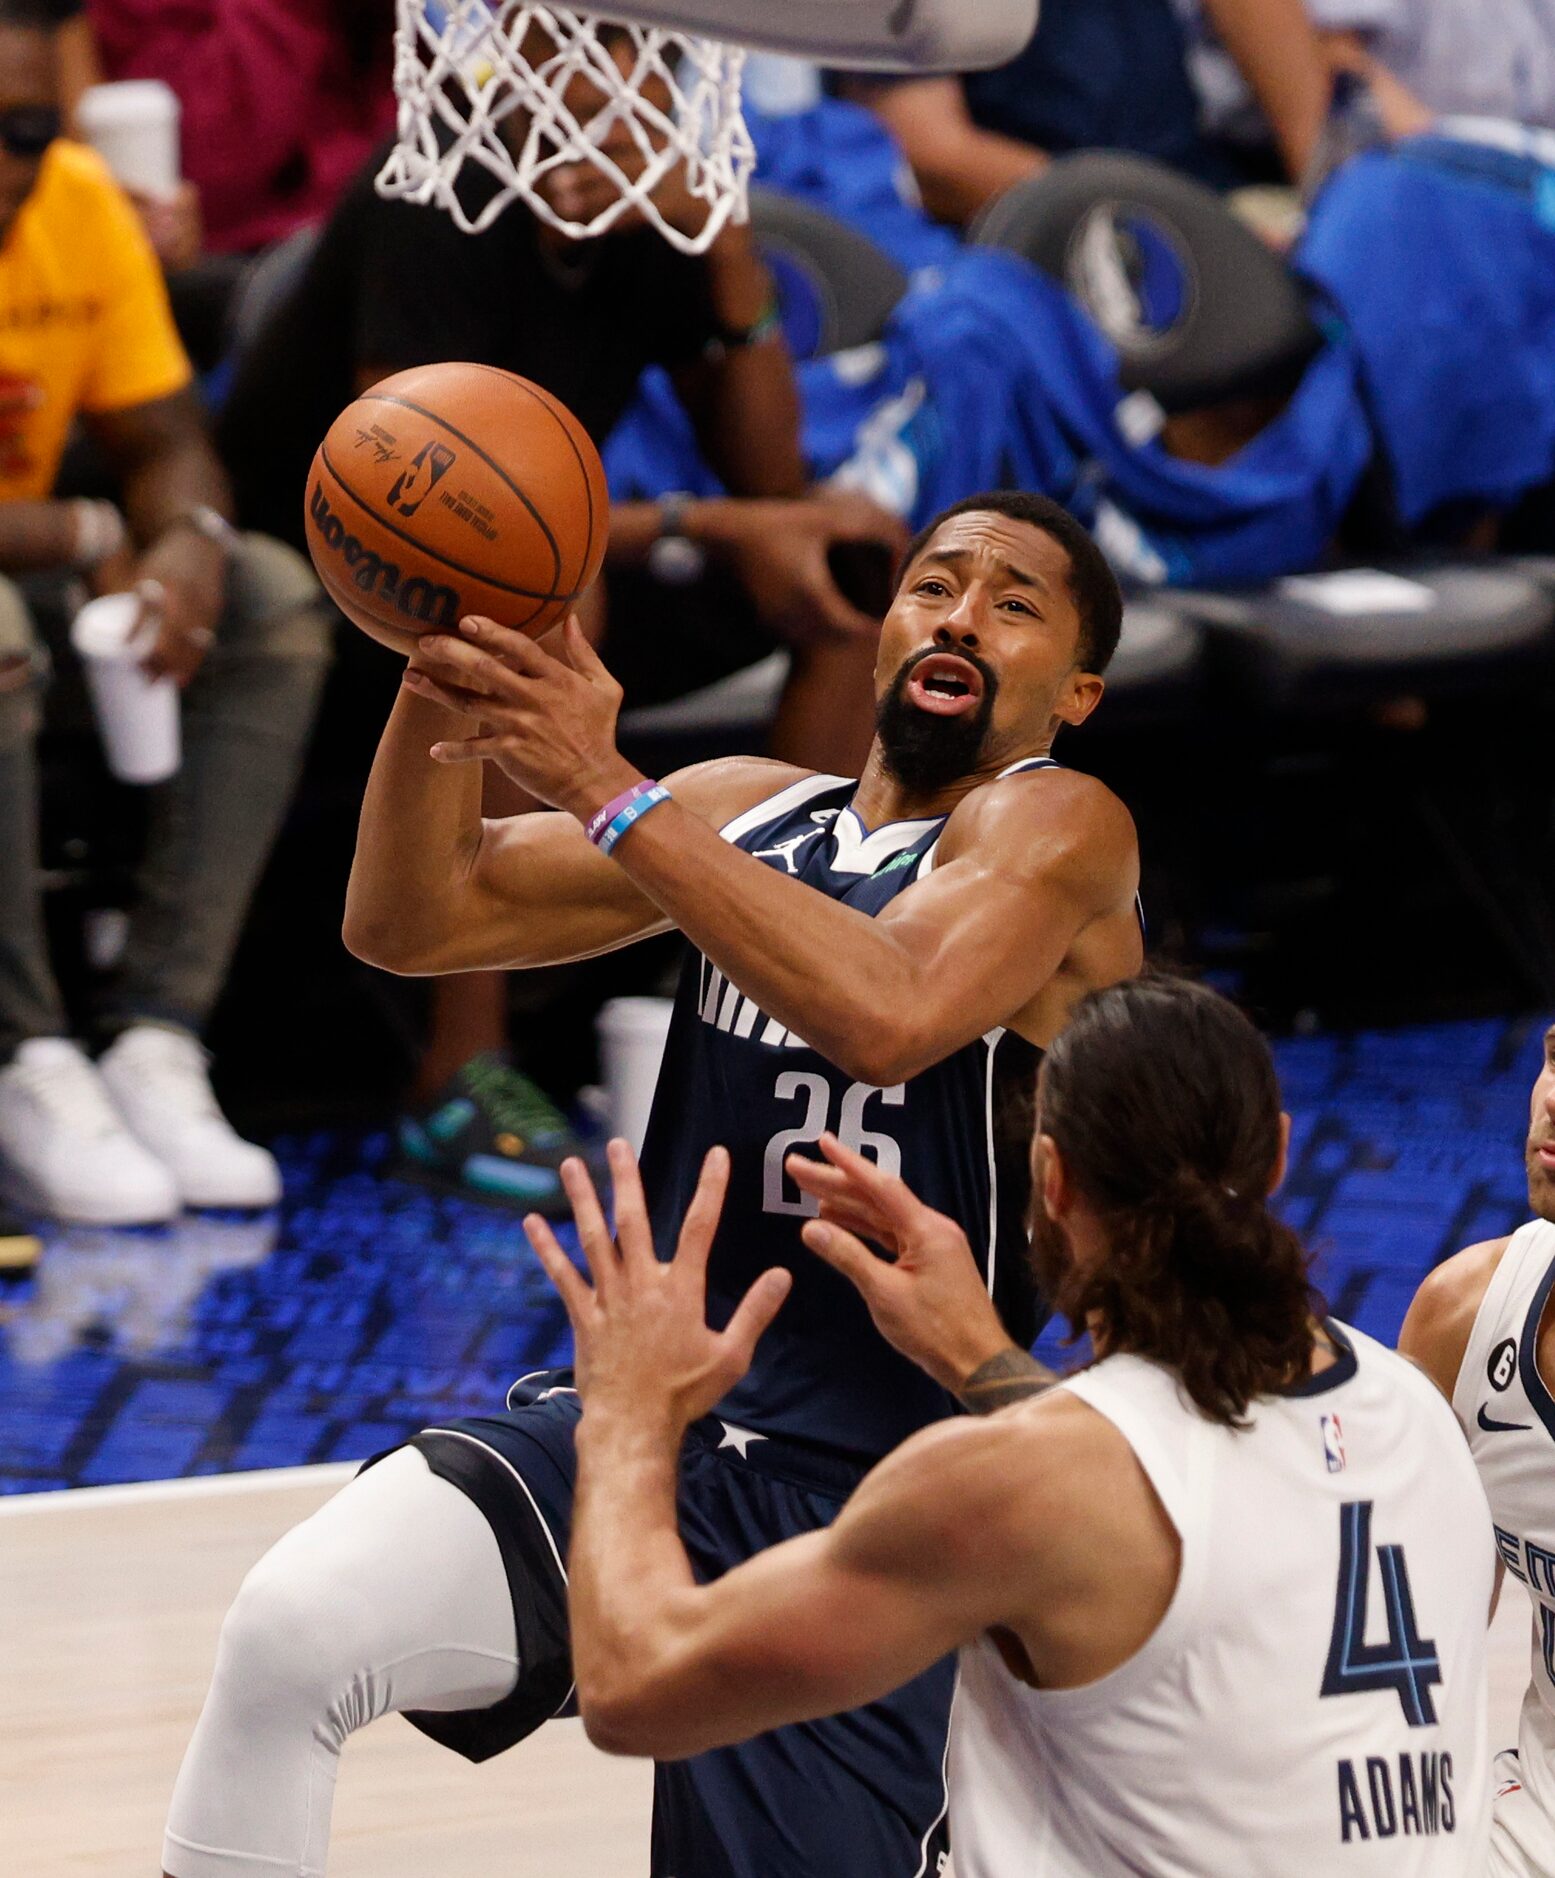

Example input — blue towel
[607,248,1372,588]
[1296,139,1555,525]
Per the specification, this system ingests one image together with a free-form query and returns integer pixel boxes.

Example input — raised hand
[524,1139,792,1431]
[787,1132,1015,1393]
[403,612,638,815]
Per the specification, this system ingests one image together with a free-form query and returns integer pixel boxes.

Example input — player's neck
[851,738,1055,827]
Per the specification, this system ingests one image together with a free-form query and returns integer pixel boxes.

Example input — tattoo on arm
[958,1347,1057,1415]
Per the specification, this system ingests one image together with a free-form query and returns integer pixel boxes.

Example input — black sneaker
[0,1199,41,1278]
[398,1053,599,1215]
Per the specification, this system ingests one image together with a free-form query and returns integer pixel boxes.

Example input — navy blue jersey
[638,764,1055,1458]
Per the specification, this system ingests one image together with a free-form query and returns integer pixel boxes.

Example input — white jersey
[1451,1218,1555,1878]
[949,1323,1494,1877]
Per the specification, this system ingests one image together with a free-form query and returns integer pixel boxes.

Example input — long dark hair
[1033,976,1323,1426]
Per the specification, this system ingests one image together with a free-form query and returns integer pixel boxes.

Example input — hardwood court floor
[4,1464,1535,1876]
[5,1466,650,1877]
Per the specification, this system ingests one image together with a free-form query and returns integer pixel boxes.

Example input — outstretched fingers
[560,1155,618,1293]
[811,1134,926,1229]
[721,1267,793,1367]
[606,1137,656,1269]
[800,1217,889,1301]
[675,1146,731,1282]
[524,1212,594,1321]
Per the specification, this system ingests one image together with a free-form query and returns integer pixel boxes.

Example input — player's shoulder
[941,763,1138,901]
[869,1386,1139,1535]
[667,757,825,829]
[1397,1238,1512,1402]
[948,762,1136,855]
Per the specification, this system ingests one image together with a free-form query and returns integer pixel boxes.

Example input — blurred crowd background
[3,0,1555,1237]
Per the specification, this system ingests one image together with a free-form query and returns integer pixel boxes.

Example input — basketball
[303,362,610,654]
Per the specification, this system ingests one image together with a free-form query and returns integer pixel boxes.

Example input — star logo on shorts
[717,1422,767,1458]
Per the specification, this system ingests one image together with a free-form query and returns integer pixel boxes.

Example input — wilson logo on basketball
[308,482,462,629]
[389,440,457,517]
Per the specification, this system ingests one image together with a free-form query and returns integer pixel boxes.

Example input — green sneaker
[398,1053,598,1215]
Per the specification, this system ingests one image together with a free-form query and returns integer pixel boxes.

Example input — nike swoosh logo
[1478,1404,1532,1433]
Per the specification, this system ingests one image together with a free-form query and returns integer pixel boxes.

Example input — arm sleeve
[77,165,194,414]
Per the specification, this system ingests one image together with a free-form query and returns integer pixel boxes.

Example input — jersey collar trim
[833,755,1060,865]
[831,806,943,875]
[1517,1247,1555,1447]
[1279,1319,1360,1398]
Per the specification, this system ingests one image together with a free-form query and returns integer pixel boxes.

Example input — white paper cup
[597,996,674,1157]
[76,81,181,195]
[70,593,181,785]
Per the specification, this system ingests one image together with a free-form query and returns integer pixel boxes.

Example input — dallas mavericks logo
[389,441,457,517]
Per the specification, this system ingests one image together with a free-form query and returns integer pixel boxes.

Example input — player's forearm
[599,795,948,1084]
[344,682,487,969]
[570,1410,705,1755]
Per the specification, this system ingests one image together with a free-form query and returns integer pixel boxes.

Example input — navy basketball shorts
[396,1370,955,1878]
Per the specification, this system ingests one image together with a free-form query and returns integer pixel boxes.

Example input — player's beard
[1027,1206,1081,1330]
[875,647,1000,795]
[1529,1130,1555,1222]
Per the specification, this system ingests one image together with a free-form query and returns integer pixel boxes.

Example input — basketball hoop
[376,0,756,255]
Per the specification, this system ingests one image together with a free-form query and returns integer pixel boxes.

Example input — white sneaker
[0,1037,180,1225]
[99,1026,282,1210]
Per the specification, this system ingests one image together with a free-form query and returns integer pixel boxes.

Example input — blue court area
[1,1011,1546,1495]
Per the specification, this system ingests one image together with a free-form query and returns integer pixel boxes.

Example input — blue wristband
[598,783,671,857]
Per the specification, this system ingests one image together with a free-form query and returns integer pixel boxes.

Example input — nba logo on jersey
[1321,1413,1346,1474]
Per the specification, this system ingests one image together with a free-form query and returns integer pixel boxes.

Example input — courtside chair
[972,152,1322,412]
[1172,561,1555,1003]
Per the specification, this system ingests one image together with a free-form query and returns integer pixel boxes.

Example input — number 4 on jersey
[1321,1500,1442,1727]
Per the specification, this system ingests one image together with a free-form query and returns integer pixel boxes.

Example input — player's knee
[212,1542,364,1740]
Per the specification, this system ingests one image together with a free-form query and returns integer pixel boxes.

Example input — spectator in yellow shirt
[0,0,331,1226]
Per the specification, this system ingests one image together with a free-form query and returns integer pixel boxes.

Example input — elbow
[579,1694,658,1759]
[577,1677,688,1761]
[341,903,434,975]
[828,1030,936,1090]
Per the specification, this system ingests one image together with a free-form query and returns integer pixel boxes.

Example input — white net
[377,1,756,254]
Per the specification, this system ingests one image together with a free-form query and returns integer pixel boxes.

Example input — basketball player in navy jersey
[161,491,1142,1878]
[1399,1022,1555,1877]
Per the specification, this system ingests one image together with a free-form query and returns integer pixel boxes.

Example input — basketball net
[376,0,756,254]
